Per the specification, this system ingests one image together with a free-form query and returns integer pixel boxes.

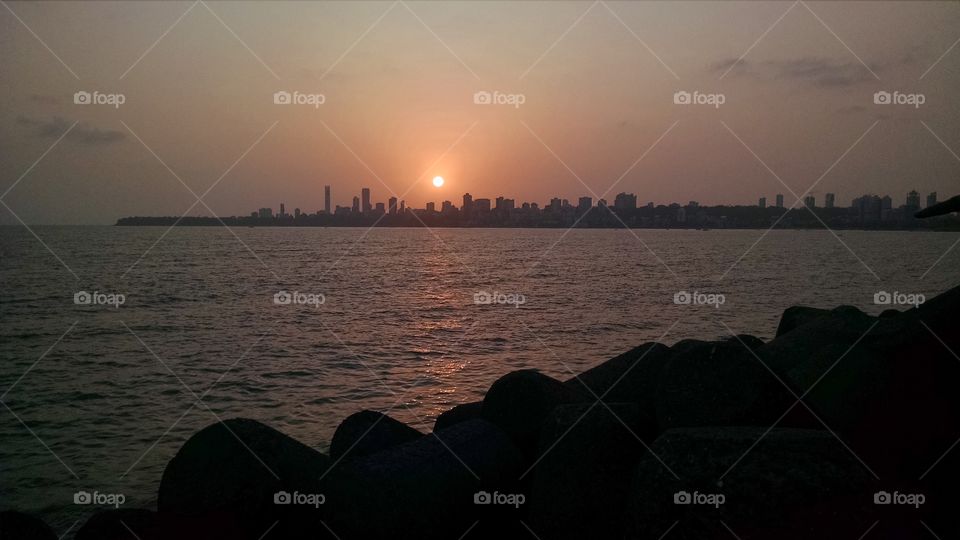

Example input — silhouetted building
[598,199,607,208]
[804,195,815,208]
[475,198,491,212]
[294,208,301,219]
[352,196,360,214]
[462,193,473,215]
[548,198,562,211]
[375,202,385,213]
[775,194,784,208]
[426,202,436,212]
[905,190,921,213]
[324,185,331,214]
[613,192,637,210]
[388,197,398,215]
[758,197,766,209]
[362,188,371,214]
[400,200,406,213]
[927,191,938,208]
[442,200,454,213]
[825,193,835,208]
[578,197,592,211]
[280,203,286,217]
[258,207,272,218]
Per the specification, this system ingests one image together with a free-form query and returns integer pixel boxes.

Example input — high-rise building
[441,200,454,213]
[294,208,301,219]
[375,202,385,213]
[462,193,473,215]
[804,195,816,208]
[361,188,371,214]
[324,185,331,214]
[548,197,562,211]
[388,197,398,215]
[825,193,835,209]
[400,200,406,213]
[352,196,360,213]
[775,194,784,208]
[280,203,286,217]
[426,202,436,212]
[474,198,491,212]
[613,192,637,210]
[905,190,921,212]
[927,191,938,208]
[578,197,592,211]
[258,207,272,218]
[758,197,766,209]
[495,196,505,211]
[598,199,607,208]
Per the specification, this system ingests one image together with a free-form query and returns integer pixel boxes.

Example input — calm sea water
[2,226,959,533]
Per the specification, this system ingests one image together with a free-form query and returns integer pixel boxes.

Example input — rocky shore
[4,285,960,539]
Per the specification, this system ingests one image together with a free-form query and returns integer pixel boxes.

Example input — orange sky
[1,1,959,223]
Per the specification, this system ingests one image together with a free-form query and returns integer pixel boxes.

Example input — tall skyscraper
[352,196,360,213]
[775,194,784,208]
[361,188,371,214]
[758,197,766,209]
[927,191,938,208]
[825,193,835,208]
[399,200,405,213]
[280,203,286,217]
[425,202,436,212]
[324,185,331,214]
[388,196,398,215]
[905,190,921,212]
[804,195,816,208]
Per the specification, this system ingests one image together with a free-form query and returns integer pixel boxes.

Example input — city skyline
[2,2,959,224]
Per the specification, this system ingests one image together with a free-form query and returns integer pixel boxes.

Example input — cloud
[17,116,125,144]
[712,57,879,88]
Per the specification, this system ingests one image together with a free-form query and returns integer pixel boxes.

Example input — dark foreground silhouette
[4,286,960,539]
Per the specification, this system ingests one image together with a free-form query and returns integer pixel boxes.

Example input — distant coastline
[115,207,960,231]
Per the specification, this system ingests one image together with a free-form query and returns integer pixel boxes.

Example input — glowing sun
[432,176,445,187]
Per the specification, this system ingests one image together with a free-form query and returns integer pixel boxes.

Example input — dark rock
[323,418,524,540]
[75,509,158,540]
[482,369,587,455]
[158,418,331,536]
[565,342,670,415]
[656,336,792,429]
[623,427,877,540]
[434,401,482,432]
[529,402,655,540]
[776,306,832,337]
[0,511,56,540]
[330,410,422,460]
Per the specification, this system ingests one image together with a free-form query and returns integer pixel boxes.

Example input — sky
[1,0,959,224]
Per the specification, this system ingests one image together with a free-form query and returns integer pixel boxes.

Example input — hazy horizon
[2,1,959,225]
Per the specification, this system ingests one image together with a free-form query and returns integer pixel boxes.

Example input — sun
[432,176,444,188]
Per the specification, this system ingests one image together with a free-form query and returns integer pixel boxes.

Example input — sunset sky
[1,1,959,224]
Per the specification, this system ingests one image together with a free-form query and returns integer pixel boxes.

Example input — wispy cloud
[712,56,881,88]
[17,116,125,144]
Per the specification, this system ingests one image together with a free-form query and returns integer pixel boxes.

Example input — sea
[2,226,958,533]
